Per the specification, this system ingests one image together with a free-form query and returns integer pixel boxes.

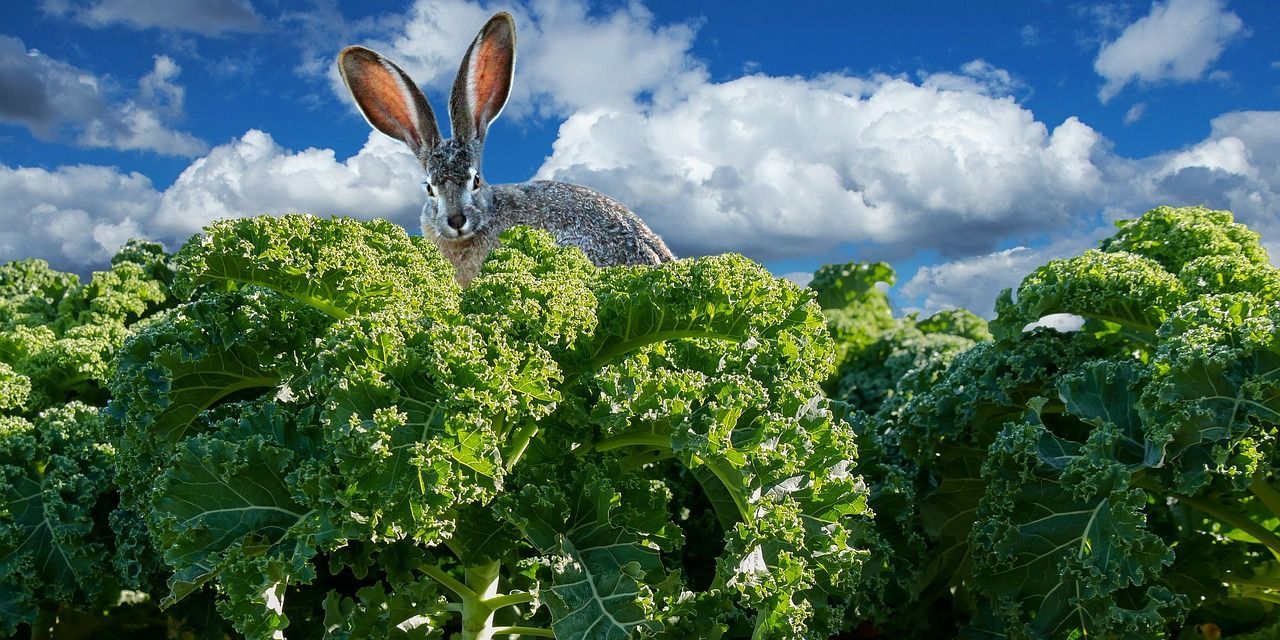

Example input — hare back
[493,181,675,266]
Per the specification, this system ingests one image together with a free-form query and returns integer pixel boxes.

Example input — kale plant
[105,216,876,639]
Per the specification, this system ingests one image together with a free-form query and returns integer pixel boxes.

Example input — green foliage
[809,261,898,369]
[5,204,1279,640]
[866,205,1280,638]
[0,243,219,638]
[104,215,874,639]
[813,260,989,421]
[1100,204,1269,273]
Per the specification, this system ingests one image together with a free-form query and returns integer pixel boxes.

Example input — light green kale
[114,216,874,640]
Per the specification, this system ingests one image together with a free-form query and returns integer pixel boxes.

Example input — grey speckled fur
[339,12,674,286]
[431,180,675,285]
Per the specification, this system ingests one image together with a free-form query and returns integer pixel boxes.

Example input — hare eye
[471,175,482,191]
[422,181,435,197]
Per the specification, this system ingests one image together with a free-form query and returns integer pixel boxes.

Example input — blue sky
[1,0,1277,315]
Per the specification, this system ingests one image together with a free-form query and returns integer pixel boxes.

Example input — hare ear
[449,12,515,143]
[339,46,441,155]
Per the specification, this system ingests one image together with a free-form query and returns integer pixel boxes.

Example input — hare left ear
[449,12,515,143]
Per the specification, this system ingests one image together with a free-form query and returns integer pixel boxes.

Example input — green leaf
[577,254,825,375]
[110,288,331,512]
[1100,205,1269,274]
[990,249,1183,343]
[150,410,317,608]
[176,214,459,319]
[970,420,1178,638]
[0,405,118,632]
[501,461,668,638]
[1143,294,1280,492]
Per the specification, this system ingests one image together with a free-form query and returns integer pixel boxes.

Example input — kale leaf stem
[1249,474,1280,521]
[1174,492,1280,561]
[492,627,555,637]
[420,563,476,601]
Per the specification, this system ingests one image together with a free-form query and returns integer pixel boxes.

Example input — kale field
[1,205,1277,639]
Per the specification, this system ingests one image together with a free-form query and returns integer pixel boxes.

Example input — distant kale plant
[831,206,1280,638]
[0,243,213,638]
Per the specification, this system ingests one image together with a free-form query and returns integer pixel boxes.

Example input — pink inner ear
[348,55,421,147]
[470,37,512,130]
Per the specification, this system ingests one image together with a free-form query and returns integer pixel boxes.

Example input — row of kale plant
[1,205,1277,638]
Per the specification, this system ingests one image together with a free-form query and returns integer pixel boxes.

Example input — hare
[338,12,674,286]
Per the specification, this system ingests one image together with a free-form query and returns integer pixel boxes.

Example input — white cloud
[0,36,206,156]
[897,226,1111,318]
[926,59,1026,97]
[898,109,1280,316]
[138,55,185,118]
[0,129,424,273]
[0,164,161,270]
[1124,102,1146,125]
[41,0,263,35]
[152,129,422,238]
[1094,0,1245,102]
[1025,313,1086,333]
[1141,111,1280,244]
[536,69,1106,261]
[899,247,1045,318]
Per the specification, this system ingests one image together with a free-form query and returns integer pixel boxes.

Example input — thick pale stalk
[460,561,503,640]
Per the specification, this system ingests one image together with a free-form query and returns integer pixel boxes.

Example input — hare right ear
[449,12,515,143]
[338,46,441,155]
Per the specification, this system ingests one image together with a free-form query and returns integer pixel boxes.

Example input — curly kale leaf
[1143,293,1280,493]
[990,249,1184,343]
[498,460,671,639]
[463,225,598,352]
[578,252,829,380]
[0,363,30,412]
[970,415,1180,639]
[313,312,560,545]
[1178,254,1280,301]
[916,308,993,342]
[176,213,458,319]
[1100,205,1269,274]
[113,218,875,640]
[110,287,332,512]
[834,322,977,418]
[809,261,897,369]
[0,259,79,327]
[892,205,1280,637]
[0,404,120,635]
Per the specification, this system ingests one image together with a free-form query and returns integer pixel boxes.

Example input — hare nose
[447,214,466,231]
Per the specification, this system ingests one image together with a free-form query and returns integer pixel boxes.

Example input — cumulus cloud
[536,67,1107,261]
[898,110,1280,317]
[0,129,425,272]
[0,36,206,155]
[152,129,422,238]
[40,0,263,36]
[1094,0,1245,102]
[1140,110,1280,245]
[0,164,160,271]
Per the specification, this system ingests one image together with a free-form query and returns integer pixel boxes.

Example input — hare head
[338,12,515,244]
